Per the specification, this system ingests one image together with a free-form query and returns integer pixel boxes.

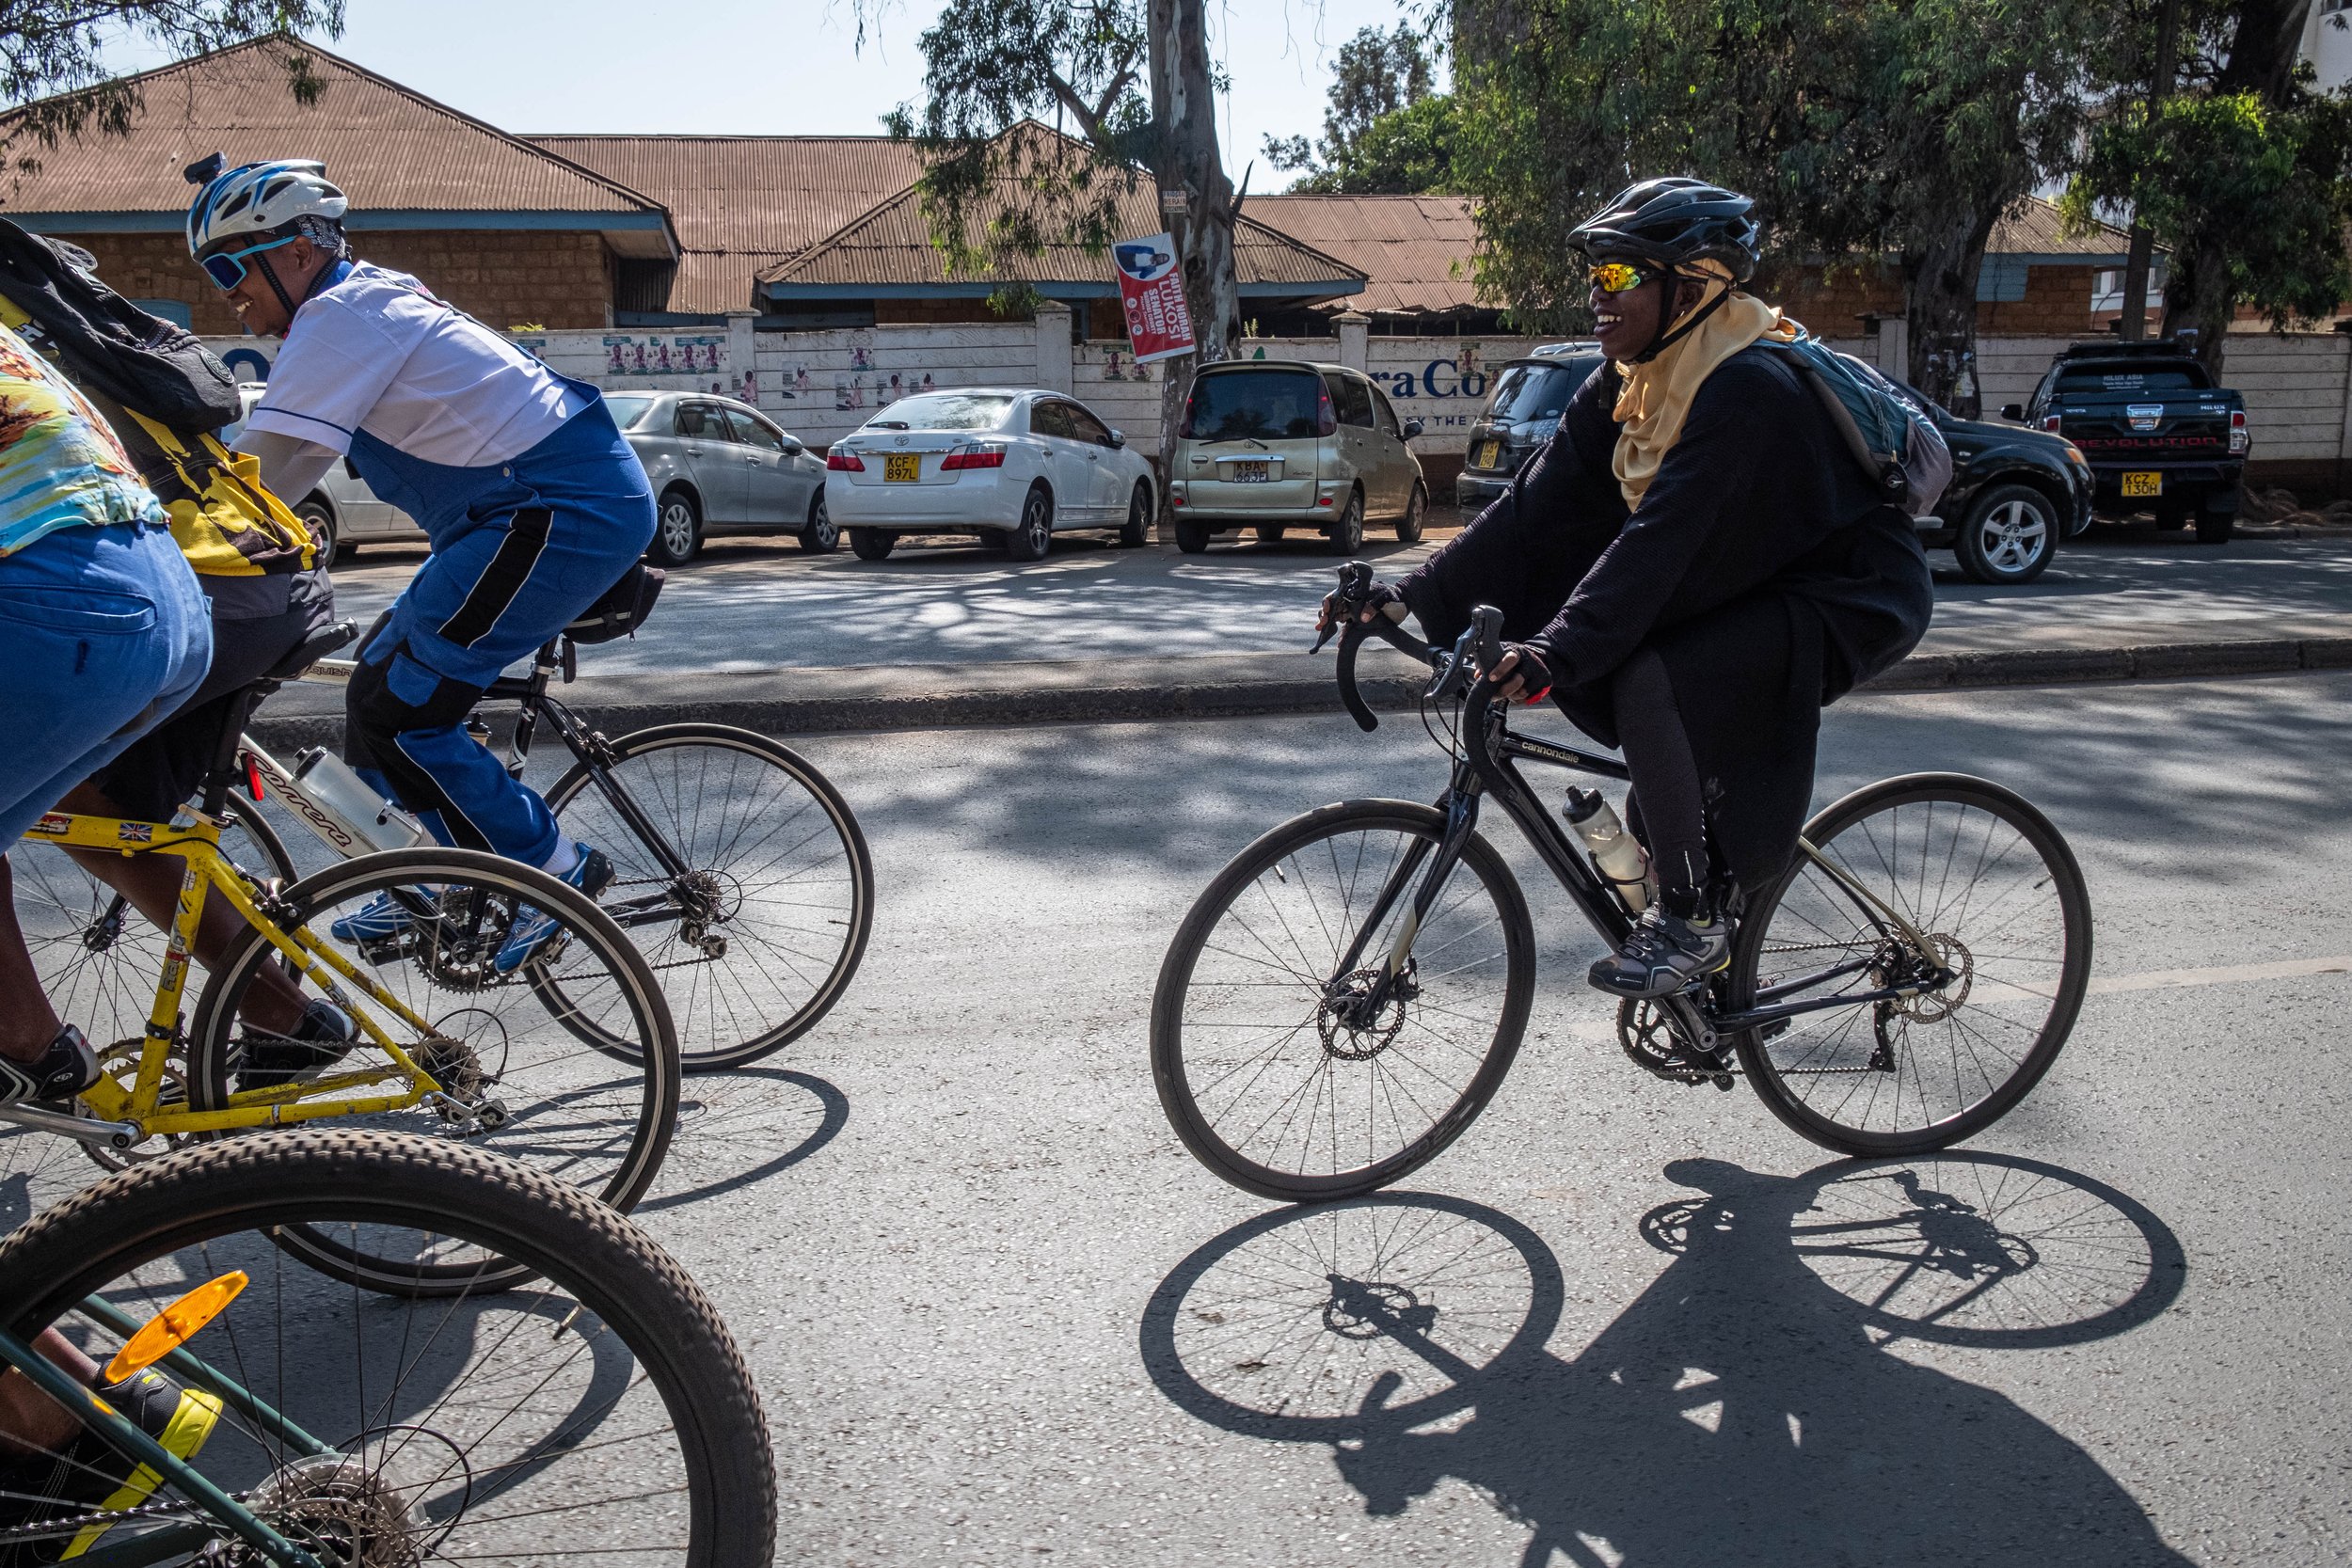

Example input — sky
[100,0,1441,185]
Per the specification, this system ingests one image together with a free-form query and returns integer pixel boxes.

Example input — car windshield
[603,393,658,429]
[1185,370,1324,441]
[1486,362,1587,423]
[2055,364,2209,395]
[864,393,1014,432]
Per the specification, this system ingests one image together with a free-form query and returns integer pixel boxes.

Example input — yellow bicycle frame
[20,808,445,1140]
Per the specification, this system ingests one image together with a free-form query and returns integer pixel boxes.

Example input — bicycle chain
[0,1496,214,1544]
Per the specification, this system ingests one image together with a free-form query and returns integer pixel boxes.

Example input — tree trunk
[1904,210,1999,417]
[2216,0,2315,100]
[2181,234,2235,379]
[1149,0,1237,509]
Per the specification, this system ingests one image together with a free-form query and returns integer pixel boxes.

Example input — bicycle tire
[0,1131,775,1567]
[1151,800,1535,1203]
[541,723,874,1070]
[185,847,680,1294]
[1728,773,2093,1156]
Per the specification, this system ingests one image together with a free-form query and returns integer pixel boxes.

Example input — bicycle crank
[1617,995,1737,1090]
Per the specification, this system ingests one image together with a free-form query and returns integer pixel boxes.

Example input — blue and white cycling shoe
[494,847,612,974]
[330,891,421,944]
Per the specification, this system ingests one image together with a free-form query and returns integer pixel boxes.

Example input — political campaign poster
[1113,234,1195,364]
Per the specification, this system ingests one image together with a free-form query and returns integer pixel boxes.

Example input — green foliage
[2062,85,2352,332]
[882,0,1150,278]
[1450,0,2104,345]
[1264,23,1454,194]
[1,5,345,157]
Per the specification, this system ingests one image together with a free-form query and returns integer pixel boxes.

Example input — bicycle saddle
[260,618,359,683]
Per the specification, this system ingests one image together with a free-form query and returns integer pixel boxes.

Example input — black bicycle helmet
[1569,177,1761,283]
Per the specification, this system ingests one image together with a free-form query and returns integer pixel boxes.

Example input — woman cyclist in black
[1327,178,1933,998]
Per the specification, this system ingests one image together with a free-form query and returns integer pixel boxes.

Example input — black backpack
[0,219,241,432]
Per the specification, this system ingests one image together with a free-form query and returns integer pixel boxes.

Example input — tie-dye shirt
[0,322,165,555]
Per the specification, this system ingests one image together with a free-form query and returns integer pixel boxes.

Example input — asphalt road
[589,671,2349,1566]
[315,527,2352,674]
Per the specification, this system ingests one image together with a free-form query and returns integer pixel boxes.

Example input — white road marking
[2090,955,2352,996]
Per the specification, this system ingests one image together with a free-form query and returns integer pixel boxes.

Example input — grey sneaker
[0,1024,98,1109]
[1589,906,1730,999]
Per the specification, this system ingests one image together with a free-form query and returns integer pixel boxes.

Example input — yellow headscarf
[1611,260,1804,509]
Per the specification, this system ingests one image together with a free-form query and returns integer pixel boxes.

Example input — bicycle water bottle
[292,749,432,854]
[1564,787,1651,915]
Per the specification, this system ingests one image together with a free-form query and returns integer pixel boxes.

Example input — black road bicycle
[246,631,876,1072]
[1150,564,2094,1203]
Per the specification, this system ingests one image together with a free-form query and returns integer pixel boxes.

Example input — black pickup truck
[2003,341,2248,544]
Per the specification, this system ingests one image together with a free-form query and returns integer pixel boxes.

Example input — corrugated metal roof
[1246,194,1483,314]
[1990,198,2133,258]
[764,126,1364,293]
[0,40,671,245]
[528,135,925,311]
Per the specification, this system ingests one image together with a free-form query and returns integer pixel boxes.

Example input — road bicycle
[1150,563,2094,1202]
[8,625,680,1288]
[0,1131,775,1565]
[258,629,875,1072]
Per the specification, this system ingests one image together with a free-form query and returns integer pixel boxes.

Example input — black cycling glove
[1491,641,1555,705]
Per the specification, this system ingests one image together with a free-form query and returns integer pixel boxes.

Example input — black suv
[1908,388,2095,584]
[2004,340,2247,544]
[1454,343,1603,511]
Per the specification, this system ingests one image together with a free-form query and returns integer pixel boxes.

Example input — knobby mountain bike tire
[185,847,680,1294]
[1727,773,2093,1156]
[1152,800,1536,1203]
[0,1131,775,1567]
[542,723,875,1070]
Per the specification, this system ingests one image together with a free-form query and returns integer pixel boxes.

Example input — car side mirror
[1999,404,2024,422]
[779,437,804,455]
[1403,420,1424,439]
[1107,429,1126,448]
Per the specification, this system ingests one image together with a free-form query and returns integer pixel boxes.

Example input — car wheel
[1006,486,1053,562]
[1120,483,1152,547]
[1326,489,1365,556]
[2196,505,2235,546]
[1253,524,1284,543]
[798,491,838,553]
[647,489,702,567]
[1955,483,2056,584]
[1175,515,1212,553]
[848,528,898,562]
[295,496,343,567]
[1395,483,1428,544]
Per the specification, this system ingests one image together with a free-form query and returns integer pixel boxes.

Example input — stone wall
[63,229,616,335]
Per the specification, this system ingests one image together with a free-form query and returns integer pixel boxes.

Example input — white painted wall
[202,321,2352,476]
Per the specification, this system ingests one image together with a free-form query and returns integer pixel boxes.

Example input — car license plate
[884,452,921,483]
[1231,460,1270,483]
[2122,470,2162,498]
[1475,439,1502,470]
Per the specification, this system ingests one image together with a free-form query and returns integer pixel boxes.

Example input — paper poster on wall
[602,335,729,380]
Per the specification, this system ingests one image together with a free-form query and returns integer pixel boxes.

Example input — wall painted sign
[1115,234,1195,364]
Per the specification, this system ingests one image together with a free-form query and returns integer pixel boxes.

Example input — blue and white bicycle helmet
[183,154,347,263]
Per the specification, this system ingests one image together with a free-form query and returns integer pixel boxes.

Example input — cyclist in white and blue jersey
[183,156,657,977]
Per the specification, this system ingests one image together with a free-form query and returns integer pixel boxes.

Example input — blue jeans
[0,522,213,845]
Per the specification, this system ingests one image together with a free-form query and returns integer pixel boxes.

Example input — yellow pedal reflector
[102,1272,248,1384]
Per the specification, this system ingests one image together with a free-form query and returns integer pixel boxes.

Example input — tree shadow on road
[1140,1152,2191,1566]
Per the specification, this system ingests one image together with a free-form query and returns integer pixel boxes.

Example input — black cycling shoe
[1588,905,1730,999]
[0,1364,222,1562]
[0,1025,98,1110]
[235,998,357,1094]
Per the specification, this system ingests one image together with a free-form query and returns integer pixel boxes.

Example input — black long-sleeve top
[1401,346,1931,699]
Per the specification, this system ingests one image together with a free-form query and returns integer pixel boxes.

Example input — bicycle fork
[1326,777,1484,1026]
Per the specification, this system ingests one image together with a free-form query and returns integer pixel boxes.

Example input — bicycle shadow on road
[1140,1153,2190,1567]
[638,1067,849,1212]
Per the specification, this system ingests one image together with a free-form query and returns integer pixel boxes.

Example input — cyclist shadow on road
[1141,1153,2191,1566]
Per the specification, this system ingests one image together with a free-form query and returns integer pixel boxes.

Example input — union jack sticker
[117,821,153,844]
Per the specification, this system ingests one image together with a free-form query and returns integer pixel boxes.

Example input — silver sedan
[605,390,834,566]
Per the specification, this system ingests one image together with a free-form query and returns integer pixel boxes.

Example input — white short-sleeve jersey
[243,261,583,467]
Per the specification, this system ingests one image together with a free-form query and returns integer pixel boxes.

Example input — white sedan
[824,388,1157,561]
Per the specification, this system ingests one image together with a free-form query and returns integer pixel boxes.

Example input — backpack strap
[1759,341,1910,504]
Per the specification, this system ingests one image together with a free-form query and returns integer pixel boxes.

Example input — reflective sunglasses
[199,234,300,291]
[1587,261,1660,293]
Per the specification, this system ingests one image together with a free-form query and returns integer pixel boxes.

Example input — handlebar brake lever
[1315,560,1377,654]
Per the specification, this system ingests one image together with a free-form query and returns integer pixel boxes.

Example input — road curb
[244,633,2352,747]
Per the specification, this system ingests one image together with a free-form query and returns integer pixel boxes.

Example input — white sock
[542,833,582,877]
